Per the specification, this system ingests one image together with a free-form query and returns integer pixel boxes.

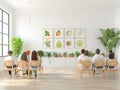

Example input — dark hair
[96,48,100,54]
[84,50,88,56]
[21,52,28,61]
[81,49,85,54]
[31,50,38,60]
[109,52,115,59]
[8,50,13,55]
[37,50,40,56]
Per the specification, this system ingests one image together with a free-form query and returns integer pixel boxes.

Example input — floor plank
[0,69,120,90]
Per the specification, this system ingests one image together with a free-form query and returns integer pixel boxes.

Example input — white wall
[0,2,116,69]
[115,6,120,28]
[115,6,120,67]
[14,8,114,53]
[0,1,14,37]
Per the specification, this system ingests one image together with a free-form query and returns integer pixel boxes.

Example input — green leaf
[98,28,120,55]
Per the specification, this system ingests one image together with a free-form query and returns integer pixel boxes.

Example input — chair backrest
[4,60,14,67]
[17,60,29,67]
[94,60,105,67]
[78,59,82,64]
[108,60,118,67]
[82,60,92,68]
[30,61,39,67]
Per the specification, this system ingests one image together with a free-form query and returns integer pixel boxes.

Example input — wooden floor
[0,69,120,90]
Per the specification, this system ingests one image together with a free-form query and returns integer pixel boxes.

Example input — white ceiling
[2,0,120,10]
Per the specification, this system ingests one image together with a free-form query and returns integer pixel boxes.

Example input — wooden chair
[79,60,92,77]
[2,60,15,77]
[76,60,82,74]
[107,60,118,76]
[29,60,40,77]
[16,61,29,78]
[94,60,106,78]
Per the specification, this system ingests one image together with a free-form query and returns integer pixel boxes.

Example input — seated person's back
[92,48,105,63]
[92,48,105,69]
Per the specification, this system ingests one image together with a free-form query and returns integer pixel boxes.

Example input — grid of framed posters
[43,28,86,49]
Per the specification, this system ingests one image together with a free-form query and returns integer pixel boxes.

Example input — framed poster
[75,28,85,38]
[43,38,53,48]
[65,28,74,38]
[75,39,85,48]
[43,28,53,38]
[54,28,64,38]
[43,28,86,49]
[65,39,74,48]
[54,39,64,48]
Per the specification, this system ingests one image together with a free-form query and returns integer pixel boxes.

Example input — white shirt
[81,55,91,61]
[92,54,104,63]
[5,56,14,61]
[78,54,85,61]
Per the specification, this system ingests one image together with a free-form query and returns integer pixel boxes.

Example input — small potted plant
[75,51,81,57]
[45,52,53,63]
[53,52,58,57]
[88,51,95,57]
[63,52,67,57]
[38,50,44,61]
[68,53,74,57]
[57,53,61,57]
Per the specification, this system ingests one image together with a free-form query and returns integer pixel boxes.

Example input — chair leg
[41,66,44,73]
[2,70,5,78]
[80,70,82,78]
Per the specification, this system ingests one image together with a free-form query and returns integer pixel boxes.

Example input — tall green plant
[11,36,23,57]
[98,28,120,55]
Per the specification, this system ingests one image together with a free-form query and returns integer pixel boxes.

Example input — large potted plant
[11,36,23,57]
[98,28,120,55]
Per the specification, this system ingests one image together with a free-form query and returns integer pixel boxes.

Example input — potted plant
[38,50,44,61]
[53,52,58,57]
[57,53,62,57]
[98,28,120,56]
[75,51,81,57]
[88,50,95,57]
[63,52,67,57]
[11,36,23,57]
[45,52,53,63]
[68,53,74,57]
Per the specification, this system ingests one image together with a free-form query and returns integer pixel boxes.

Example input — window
[0,8,9,56]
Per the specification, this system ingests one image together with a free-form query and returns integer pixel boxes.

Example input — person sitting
[81,50,90,61]
[81,50,91,68]
[18,51,29,75]
[25,50,31,61]
[77,49,85,71]
[31,50,38,77]
[20,52,29,62]
[92,48,105,69]
[78,49,85,62]
[4,50,17,76]
[106,50,115,68]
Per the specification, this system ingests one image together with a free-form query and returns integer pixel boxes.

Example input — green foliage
[88,51,95,57]
[101,52,105,57]
[44,52,53,58]
[75,51,81,57]
[63,52,67,57]
[98,28,120,54]
[38,50,44,57]
[11,36,23,57]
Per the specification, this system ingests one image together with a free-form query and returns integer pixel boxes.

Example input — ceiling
[1,0,120,10]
